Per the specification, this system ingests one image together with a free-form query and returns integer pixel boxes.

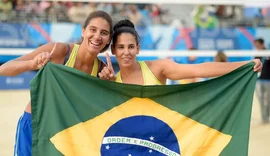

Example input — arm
[0,59,35,76]
[159,59,262,80]
[0,42,62,76]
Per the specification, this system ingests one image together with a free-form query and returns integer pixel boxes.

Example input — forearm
[196,61,250,78]
[0,60,33,76]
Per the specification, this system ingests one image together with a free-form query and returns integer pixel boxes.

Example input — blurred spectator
[34,0,51,22]
[254,38,270,124]
[127,4,142,26]
[151,4,162,24]
[47,1,68,22]
[191,5,218,28]
[68,2,87,24]
[216,5,236,19]
[97,3,112,15]
[216,5,225,17]
[214,51,227,62]
[0,0,12,12]
[85,2,97,16]
[255,8,265,27]
[0,0,12,21]
[14,0,24,13]
[25,0,39,15]
[39,0,51,13]
[137,4,147,10]
[12,0,27,21]
[0,2,269,27]
[62,1,73,10]
[141,5,152,26]
[187,47,199,63]
[112,3,128,22]
[112,3,124,14]
[255,38,266,50]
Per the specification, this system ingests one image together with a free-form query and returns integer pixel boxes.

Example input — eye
[117,45,124,49]
[101,31,109,36]
[90,28,96,32]
[129,45,135,49]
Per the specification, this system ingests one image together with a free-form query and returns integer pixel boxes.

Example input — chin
[88,47,101,54]
[85,42,101,53]
[121,63,132,67]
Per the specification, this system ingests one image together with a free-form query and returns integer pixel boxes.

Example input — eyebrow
[117,44,135,46]
[89,26,109,33]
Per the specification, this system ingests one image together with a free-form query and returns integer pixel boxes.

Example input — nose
[93,32,101,41]
[123,48,130,55]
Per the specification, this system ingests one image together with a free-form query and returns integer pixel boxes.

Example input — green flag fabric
[31,62,257,156]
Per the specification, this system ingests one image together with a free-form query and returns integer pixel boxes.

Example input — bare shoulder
[50,42,75,64]
[49,42,72,57]
[144,59,173,83]
[144,59,171,73]
[145,59,180,76]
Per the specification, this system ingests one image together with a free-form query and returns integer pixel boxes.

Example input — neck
[76,44,97,66]
[119,62,140,77]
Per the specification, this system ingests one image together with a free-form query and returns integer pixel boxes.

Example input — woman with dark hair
[99,19,262,86]
[0,10,113,156]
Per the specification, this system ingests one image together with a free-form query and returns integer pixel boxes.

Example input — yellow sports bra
[65,44,99,77]
[115,61,162,85]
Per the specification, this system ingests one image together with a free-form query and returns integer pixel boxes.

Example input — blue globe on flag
[101,115,181,156]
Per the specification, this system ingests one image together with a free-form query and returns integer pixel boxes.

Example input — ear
[82,28,85,37]
[136,44,140,55]
[111,45,116,55]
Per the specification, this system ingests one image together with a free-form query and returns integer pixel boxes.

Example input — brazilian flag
[31,62,257,156]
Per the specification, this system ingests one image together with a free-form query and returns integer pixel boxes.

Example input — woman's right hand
[0,42,59,76]
[29,43,58,70]
[29,52,51,70]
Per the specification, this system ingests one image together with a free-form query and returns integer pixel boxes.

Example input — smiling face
[82,17,111,54]
[112,33,140,67]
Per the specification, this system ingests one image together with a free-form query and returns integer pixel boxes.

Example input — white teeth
[90,41,100,46]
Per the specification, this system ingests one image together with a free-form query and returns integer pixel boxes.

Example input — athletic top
[64,44,99,77]
[115,61,163,85]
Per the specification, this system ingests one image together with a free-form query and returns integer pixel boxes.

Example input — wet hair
[112,19,139,46]
[83,10,113,52]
